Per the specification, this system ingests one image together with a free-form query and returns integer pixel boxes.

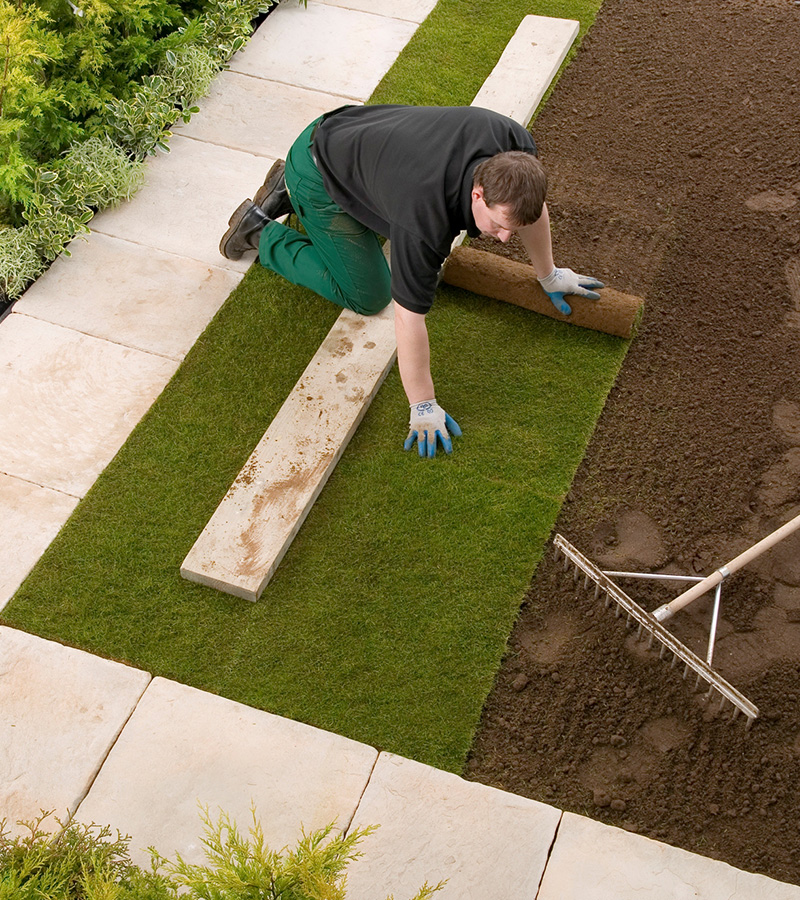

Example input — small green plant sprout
[151,805,446,900]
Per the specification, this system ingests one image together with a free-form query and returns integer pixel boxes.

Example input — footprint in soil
[753,447,800,512]
[516,608,581,667]
[784,258,800,330]
[579,716,693,811]
[590,509,668,570]
[744,190,798,213]
[714,605,800,683]
[773,399,800,445]
[786,258,800,307]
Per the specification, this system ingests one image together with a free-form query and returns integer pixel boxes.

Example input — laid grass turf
[3,0,622,773]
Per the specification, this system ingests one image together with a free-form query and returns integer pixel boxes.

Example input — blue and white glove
[404,399,462,458]
[538,267,605,316]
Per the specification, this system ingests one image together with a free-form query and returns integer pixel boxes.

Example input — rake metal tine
[746,715,755,731]
[553,535,760,729]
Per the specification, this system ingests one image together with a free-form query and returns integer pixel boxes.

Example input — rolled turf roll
[441,246,643,339]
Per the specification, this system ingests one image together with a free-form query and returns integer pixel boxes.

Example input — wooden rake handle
[654,511,800,622]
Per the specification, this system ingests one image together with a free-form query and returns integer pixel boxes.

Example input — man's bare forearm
[393,300,435,403]
[517,202,555,277]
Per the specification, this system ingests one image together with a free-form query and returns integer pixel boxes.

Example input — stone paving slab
[539,811,800,899]
[90,137,269,272]
[316,0,437,24]
[0,315,178,497]
[0,474,79,612]
[15,233,241,361]
[176,73,351,160]
[180,303,397,600]
[76,677,379,867]
[345,753,561,900]
[228,2,417,102]
[472,15,579,126]
[0,627,151,836]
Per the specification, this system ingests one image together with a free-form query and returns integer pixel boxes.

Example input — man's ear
[471,184,484,203]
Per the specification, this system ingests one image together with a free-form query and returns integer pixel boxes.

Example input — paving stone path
[2,3,799,896]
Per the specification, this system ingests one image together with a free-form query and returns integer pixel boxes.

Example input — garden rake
[553,511,800,729]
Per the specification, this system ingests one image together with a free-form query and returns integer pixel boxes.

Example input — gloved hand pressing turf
[404,399,462,458]
[538,267,605,316]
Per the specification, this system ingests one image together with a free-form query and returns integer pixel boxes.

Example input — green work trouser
[258,118,392,316]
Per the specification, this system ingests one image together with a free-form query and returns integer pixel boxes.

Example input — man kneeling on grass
[220,104,603,458]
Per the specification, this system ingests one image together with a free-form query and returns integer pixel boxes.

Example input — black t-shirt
[313,105,537,314]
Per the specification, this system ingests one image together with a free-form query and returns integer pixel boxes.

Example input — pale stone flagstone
[315,0,438,25]
[0,627,151,836]
[0,475,79,612]
[182,14,580,600]
[180,303,397,600]
[75,677,379,867]
[345,753,561,900]
[228,2,418,102]
[15,233,241,361]
[0,315,178,497]
[472,15,580,128]
[175,74,353,160]
[90,137,270,272]
[538,811,800,899]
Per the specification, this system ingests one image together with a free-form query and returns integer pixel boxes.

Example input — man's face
[471,186,517,243]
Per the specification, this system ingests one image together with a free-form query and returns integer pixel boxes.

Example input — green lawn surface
[4,0,623,773]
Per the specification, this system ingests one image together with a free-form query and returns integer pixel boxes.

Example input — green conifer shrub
[0,809,445,900]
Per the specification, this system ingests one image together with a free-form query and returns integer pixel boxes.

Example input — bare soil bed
[467,0,800,885]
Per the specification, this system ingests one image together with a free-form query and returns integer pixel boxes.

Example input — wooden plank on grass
[181,16,580,599]
[181,305,396,601]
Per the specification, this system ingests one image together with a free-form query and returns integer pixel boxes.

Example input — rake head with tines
[553,533,759,728]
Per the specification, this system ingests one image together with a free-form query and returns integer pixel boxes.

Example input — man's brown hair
[473,151,547,226]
